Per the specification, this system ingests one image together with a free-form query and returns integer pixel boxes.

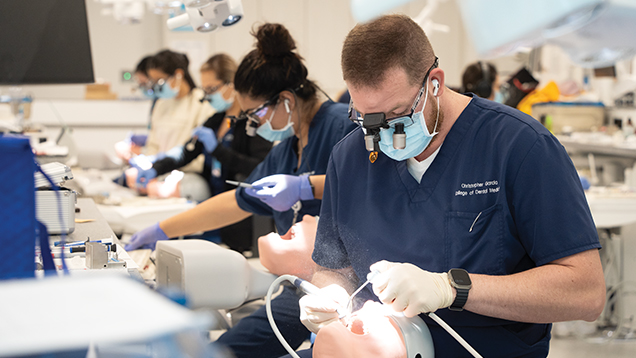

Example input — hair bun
[254,23,296,58]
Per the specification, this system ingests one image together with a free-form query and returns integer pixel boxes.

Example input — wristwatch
[448,268,472,311]
[308,176,315,198]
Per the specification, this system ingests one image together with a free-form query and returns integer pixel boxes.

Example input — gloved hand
[369,260,454,318]
[246,174,313,212]
[192,126,218,153]
[124,222,169,251]
[136,167,158,189]
[128,154,155,169]
[299,284,349,334]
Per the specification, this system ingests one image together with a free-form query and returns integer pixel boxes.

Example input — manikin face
[313,301,407,358]
[258,215,317,281]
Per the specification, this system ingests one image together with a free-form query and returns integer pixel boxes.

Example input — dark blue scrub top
[236,101,357,234]
[314,95,600,357]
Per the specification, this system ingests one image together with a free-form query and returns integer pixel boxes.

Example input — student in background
[114,55,157,161]
[125,23,358,358]
[129,53,273,252]
[461,61,502,102]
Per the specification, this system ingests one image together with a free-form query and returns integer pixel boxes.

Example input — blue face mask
[141,87,156,100]
[378,81,439,161]
[154,76,180,99]
[256,103,295,142]
[493,91,505,103]
[206,90,233,112]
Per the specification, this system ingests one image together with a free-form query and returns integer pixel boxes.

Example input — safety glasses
[348,57,439,129]
[227,93,279,124]
[151,77,171,93]
[202,82,227,96]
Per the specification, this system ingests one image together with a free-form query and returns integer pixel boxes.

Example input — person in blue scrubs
[294,15,606,358]
[126,23,356,358]
[125,54,272,253]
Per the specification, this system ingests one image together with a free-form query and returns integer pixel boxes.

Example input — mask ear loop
[265,102,278,126]
[173,73,183,90]
[285,99,294,127]
[428,80,440,136]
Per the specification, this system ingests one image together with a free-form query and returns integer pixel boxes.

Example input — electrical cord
[593,230,636,343]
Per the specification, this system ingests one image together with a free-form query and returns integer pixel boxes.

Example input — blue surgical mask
[141,87,156,100]
[256,103,295,142]
[154,76,181,99]
[206,91,233,112]
[143,90,155,100]
[493,91,505,103]
[378,81,439,161]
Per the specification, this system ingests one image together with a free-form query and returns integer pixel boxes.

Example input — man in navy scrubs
[296,14,606,358]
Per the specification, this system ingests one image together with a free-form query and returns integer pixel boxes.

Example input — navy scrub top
[314,95,600,358]
[236,101,357,234]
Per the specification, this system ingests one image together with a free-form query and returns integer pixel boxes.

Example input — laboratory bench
[47,197,141,280]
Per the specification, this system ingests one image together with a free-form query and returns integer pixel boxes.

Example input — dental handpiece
[291,277,347,318]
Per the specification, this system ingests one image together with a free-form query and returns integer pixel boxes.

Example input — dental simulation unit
[266,273,483,358]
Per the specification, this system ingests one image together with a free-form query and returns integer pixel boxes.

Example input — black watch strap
[449,287,469,311]
[309,178,315,197]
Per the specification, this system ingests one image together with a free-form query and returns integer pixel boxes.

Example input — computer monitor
[0,0,94,85]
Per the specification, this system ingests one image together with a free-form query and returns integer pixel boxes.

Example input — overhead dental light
[166,0,243,33]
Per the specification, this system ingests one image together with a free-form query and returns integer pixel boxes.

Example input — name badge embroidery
[455,180,500,197]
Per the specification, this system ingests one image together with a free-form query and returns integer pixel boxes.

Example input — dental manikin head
[313,301,407,358]
[258,215,317,281]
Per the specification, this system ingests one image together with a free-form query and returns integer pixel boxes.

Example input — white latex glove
[299,284,349,334]
[369,260,455,318]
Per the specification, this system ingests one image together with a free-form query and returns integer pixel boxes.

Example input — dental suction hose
[268,274,328,358]
[428,312,483,358]
[267,274,483,358]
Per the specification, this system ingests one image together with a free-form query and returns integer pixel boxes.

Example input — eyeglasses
[348,57,439,128]
[227,93,280,123]
[202,83,227,96]
[151,77,170,93]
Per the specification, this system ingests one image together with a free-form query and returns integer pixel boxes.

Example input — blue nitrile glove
[192,126,218,153]
[579,174,591,190]
[129,154,156,169]
[245,174,313,212]
[129,133,148,147]
[136,167,158,188]
[124,222,169,251]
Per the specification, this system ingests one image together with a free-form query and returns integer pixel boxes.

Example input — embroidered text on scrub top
[454,180,500,197]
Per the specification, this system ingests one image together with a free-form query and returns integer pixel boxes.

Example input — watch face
[450,269,471,285]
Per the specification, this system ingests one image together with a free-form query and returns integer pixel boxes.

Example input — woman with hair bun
[126,23,357,357]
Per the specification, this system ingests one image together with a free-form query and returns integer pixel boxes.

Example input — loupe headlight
[393,122,406,150]
[359,110,411,152]
[362,112,386,152]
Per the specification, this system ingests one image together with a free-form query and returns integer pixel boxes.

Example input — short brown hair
[200,53,237,84]
[342,14,436,88]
